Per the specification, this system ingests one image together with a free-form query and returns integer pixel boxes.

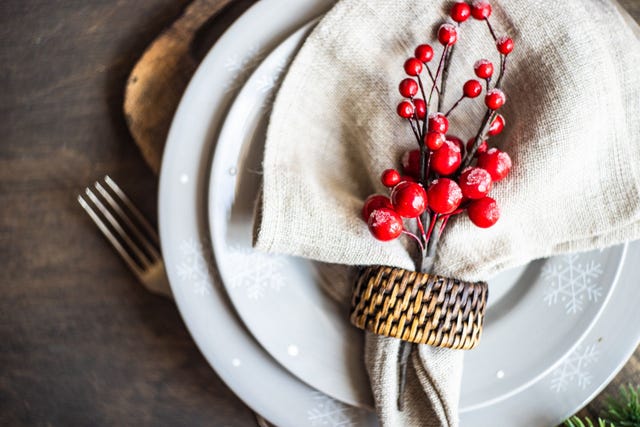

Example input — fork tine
[84,187,153,268]
[94,180,161,261]
[78,194,144,278]
[104,175,159,245]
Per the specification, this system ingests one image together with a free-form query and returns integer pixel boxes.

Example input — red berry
[427,178,463,214]
[397,101,415,119]
[463,79,482,98]
[399,78,418,98]
[438,23,458,46]
[474,59,494,79]
[381,169,401,187]
[466,137,488,156]
[401,149,421,178]
[362,194,393,221]
[428,112,449,133]
[414,98,427,120]
[400,175,416,182]
[488,114,505,136]
[459,167,493,199]
[450,2,471,22]
[485,88,506,110]
[471,0,492,20]
[430,139,461,175]
[467,197,500,228]
[477,148,512,181]
[446,135,465,153]
[496,36,514,55]
[414,44,434,63]
[390,181,428,218]
[425,131,446,150]
[368,208,403,241]
[404,58,423,76]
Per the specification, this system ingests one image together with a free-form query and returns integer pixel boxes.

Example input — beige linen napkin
[254,0,640,425]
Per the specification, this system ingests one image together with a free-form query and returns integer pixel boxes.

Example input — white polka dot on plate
[287,344,299,357]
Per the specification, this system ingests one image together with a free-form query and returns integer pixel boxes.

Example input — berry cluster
[362,1,514,269]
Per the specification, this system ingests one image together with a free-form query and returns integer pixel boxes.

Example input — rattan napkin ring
[350,265,488,350]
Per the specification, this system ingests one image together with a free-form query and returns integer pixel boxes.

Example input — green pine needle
[564,384,640,427]
[604,384,640,426]
[564,416,614,427]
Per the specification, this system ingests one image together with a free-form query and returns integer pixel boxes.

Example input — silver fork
[78,175,274,427]
[78,175,172,298]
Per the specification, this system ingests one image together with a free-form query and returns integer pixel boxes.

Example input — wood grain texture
[0,1,255,426]
[0,1,638,426]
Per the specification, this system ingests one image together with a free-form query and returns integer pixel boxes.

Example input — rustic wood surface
[0,1,638,426]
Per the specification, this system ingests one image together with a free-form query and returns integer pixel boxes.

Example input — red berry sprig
[363,0,514,275]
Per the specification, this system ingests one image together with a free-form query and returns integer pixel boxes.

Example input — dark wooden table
[1,1,638,426]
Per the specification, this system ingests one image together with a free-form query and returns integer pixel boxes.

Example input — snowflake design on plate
[224,45,264,94]
[542,254,604,314]
[176,237,214,295]
[549,344,599,393]
[307,392,360,427]
[225,246,286,299]
[256,56,288,96]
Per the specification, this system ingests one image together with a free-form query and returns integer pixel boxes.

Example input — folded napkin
[254,0,640,425]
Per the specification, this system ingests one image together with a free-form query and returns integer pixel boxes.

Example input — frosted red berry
[446,135,465,153]
[450,2,471,22]
[428,112,449,134]
[414,98,427,120]
[485,88,506,110]
[390,181,428,218]
[438,24,458,46]
[459,167,493,199]
[362,194,393,221]
[368,208,403,241]
[430,139,461,175]
[415,44,434,63]
[463,79,482,98]
[488,114,505,136]
[404,58,423,76]
[471,0,492,20]
[474,59,494,79]
[425,131,446,151]
[477,147,512,181]
[397,101,415,119]
[466,137,488,156]
[496,36,514,55]
[467,197,500,228]
[401,149,421,179]
[399,78,418,98]
[427,178,463,214]
[381,169,401,187]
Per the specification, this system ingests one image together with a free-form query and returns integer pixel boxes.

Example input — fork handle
[144,263,173,299]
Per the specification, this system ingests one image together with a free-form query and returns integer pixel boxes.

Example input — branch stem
[438,44,455,112]
[485,18,498,41]
[461,109,496,170]
[444,95,464,117]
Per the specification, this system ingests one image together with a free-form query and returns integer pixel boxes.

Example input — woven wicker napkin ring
[350,266,488,350]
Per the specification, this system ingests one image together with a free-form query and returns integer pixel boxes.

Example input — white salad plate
[158,0,640,425]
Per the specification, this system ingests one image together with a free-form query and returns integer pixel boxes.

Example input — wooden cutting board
[123,0,639,422]
[123,0,255,173]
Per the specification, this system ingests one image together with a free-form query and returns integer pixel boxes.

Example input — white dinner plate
[158,0,640,425]
[205,19,627,410]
